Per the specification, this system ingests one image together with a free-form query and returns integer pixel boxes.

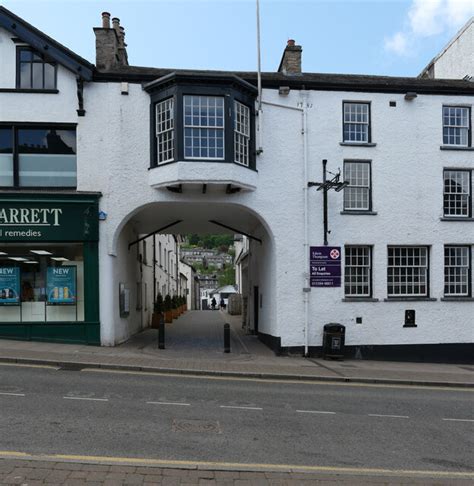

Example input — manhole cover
[172,419,221,434]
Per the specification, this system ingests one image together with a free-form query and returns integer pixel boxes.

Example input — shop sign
[46,266,77,305]
[0,267,20,305]
[310,246,341,287]
[0,200,99,242]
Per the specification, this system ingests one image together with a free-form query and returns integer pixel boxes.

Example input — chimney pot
[287,39,295,47]
[101,12,111,29]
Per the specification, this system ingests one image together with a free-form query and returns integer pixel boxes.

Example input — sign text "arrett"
[0,208,63,227]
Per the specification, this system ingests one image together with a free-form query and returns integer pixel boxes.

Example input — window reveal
[18,47,56,90]
[184,96,225,159]
[234,101,250,166]
[444,246,471,297]
[443,170,471,217]
[343,161,371,211]
[443,106,470,147]
[343,102,370,143]
[156,98,175,164]
[344,246,371,297]
[387,247,429,297]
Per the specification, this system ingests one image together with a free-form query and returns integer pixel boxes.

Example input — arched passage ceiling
[128,201,268,237]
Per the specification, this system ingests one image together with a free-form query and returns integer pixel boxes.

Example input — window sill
[340,142,377,147]
[0,88,59,94]
[342,298,379,302]
[440,145,474,151]
[384,298,437,302]
[340,210,377,215]
[440,217,474,222]
[441,297,474,301]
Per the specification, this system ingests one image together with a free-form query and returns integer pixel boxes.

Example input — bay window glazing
[184,95,225,159]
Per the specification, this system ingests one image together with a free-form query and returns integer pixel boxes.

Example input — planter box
[164,310,173,323]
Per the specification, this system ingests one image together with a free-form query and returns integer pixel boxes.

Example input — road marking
[0,450,472,479]
[147,401,190,406]
[0,392,25,397]
[63,396,108,402]
[296,410,336,414]
[220,405,263,410]
[443,418,474,423]
[82,368,474,392]
[368,414,409,419]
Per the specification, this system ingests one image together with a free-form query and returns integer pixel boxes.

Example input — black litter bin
[322,323,345,359]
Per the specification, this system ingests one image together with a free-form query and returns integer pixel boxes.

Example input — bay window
[147,73,256,170]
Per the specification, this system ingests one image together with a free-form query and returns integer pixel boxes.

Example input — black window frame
[16,46,58,91]
[343,160,373,212]
[0,122,77,189]
[443,168,472,218]
[442,105,472,148]
[387,246,430,298]
[342,101,372,144]
[148,77,257,171]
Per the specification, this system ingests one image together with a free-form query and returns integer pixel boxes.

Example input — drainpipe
[302,94,310,357]
[256,0,263,154]
[153,235,156,304]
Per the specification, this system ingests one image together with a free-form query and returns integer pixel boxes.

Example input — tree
[218,266,235,287]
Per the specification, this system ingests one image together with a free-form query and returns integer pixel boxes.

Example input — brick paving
[0,311,472,388]
[0,459,472,485]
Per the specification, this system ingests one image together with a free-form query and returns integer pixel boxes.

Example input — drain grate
[172,419,222,434]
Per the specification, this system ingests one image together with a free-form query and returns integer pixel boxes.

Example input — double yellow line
[0,451,472,479]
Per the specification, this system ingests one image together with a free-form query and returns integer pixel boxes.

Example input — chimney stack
[94,13,129,71]
[278,39,302,75]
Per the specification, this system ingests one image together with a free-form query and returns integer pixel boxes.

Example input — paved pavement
[1,457,473,485]
[0,310,472,387]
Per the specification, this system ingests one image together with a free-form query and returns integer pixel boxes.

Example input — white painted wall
[0,28,79,122]
[432,20,473,79]
[85,82,472,348]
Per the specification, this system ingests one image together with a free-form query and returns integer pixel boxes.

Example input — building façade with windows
[0,7,472,360]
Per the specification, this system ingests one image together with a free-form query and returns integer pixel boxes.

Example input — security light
[404,92,417,101]
[334,181,349,192]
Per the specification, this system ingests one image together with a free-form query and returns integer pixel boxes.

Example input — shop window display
[0,243,84,322]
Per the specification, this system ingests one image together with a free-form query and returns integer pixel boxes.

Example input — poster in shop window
[310,246,341,287]
[0,267,20,305]
[46,266,76,305]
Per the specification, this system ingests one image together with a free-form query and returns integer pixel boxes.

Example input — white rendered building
[0,7,472,361]
[420,17,473,80]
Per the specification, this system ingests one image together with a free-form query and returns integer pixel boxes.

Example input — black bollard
[224,323,230,353]
[158,314,165,349]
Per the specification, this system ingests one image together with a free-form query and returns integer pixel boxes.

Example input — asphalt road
[0,363,472,475]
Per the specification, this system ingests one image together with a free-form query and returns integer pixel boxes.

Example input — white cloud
[385,0,474,56]
[384,32,410,56]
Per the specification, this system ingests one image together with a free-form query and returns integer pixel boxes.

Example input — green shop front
[0,193,100,344]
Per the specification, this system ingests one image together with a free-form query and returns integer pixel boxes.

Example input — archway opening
[105,201,275,357]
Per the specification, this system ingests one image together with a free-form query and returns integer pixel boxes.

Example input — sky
[1,0,473,77]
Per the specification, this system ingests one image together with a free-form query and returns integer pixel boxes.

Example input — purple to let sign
[310,246,341,287]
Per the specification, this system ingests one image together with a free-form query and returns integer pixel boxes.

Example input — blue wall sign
[0,267,20,305]
[310,246,341,287]
[47,266,76,304]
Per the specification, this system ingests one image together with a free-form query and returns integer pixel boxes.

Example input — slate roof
[93,65,474,96]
